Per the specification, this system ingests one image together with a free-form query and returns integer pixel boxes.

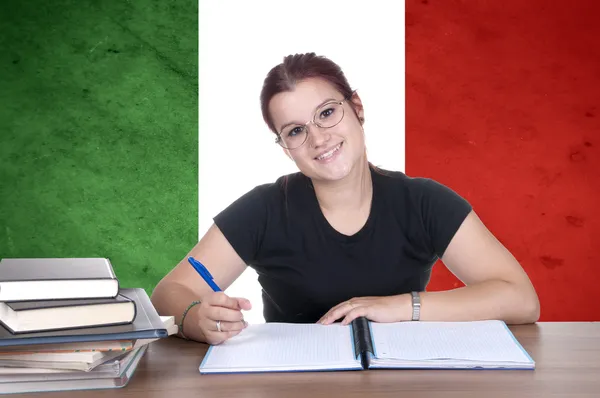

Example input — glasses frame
[275,96,351,150]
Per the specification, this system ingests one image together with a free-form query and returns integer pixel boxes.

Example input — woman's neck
[312,161,373,214]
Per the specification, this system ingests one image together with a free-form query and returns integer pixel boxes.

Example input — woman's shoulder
[372,165,472,257]
[371,165,470,206]
[240,171,309,201]
[371,165,440,190]
[214,172,306,228]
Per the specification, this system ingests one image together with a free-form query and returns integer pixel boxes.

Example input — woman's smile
[315,141,344,163]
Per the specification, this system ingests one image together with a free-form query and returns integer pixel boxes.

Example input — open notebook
[199,318,535,374]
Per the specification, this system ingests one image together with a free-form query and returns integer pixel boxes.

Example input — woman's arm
[319,211,540,325]
[150,223,250,343]
[414,210,540,324]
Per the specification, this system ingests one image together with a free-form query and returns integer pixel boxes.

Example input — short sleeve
[213,185,269,265]
[411,178,473,258]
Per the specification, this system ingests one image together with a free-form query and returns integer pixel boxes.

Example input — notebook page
[371,320,532,363]
[200,323,358,372]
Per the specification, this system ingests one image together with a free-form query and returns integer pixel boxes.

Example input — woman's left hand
[318,294,412,325]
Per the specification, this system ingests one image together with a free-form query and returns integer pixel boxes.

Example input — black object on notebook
[0,294,136,334]
[0,258,119,301]
[0,288,167,347]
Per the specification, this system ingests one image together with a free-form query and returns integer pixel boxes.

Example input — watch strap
[411,291,421,321]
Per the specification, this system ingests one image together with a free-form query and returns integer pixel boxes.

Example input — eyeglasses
[275,98,349,150]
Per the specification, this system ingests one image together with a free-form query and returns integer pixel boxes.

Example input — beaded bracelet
[179,300,202,340]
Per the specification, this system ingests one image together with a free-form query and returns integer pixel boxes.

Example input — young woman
[151,53,540,345]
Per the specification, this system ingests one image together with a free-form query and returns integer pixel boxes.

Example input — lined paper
[371,320,532,363]
[200,323,360,373]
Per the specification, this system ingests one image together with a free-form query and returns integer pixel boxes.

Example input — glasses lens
[315,102,344,128]
[279,125,307,149]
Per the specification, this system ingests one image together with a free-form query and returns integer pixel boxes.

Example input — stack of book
[0,257,176,394]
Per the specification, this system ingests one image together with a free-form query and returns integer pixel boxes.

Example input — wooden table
[12,322,600,397]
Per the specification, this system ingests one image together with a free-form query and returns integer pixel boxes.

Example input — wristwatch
[411,291,421,321]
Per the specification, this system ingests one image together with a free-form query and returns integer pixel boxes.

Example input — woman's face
[269,78,365,182]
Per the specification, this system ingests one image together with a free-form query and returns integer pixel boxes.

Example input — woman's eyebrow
[278,97,337,131]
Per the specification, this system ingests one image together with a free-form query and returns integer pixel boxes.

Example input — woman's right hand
[184,292,252,345]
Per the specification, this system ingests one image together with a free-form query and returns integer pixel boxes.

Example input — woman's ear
[350,91,365,124]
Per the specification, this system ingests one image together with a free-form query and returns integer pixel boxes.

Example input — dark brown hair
[260,53,357,134]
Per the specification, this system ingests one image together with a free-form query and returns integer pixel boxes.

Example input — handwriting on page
[202,323,355,369]
[371,321,531,362]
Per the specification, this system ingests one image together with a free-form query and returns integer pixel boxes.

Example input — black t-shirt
[213,165,472,323]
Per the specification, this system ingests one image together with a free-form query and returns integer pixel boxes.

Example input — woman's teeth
[316,143,342,160]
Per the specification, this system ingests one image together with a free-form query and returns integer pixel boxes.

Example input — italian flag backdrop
[1,1,598,321]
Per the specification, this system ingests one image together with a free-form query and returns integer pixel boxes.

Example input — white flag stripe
[199,1,405,323]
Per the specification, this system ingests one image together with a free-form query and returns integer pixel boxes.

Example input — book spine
[351,317,374,369]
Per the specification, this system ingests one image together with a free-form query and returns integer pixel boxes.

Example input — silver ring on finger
[216,320,222,332]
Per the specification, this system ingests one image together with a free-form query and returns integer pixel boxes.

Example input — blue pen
[188,257,222,292]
